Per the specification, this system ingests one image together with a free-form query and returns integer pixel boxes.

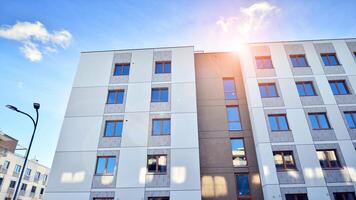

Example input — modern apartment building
[46,38,356,200]
[0,132,50,200]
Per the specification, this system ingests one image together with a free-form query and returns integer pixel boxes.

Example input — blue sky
[0,0,355,167]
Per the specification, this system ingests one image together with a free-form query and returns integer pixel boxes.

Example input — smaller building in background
[0,131,50,200]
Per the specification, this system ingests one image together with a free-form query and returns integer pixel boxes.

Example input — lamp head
[33,103,40,110]
[6,105,18,112]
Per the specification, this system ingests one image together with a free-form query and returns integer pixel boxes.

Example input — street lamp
[6,103,40,200]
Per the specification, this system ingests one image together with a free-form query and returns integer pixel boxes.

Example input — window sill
[312,128,333,131]
[256,67,274,70]
[324,64,342,67]
[321,167,343,170]
[146,172,167,175]
[151,101,169,103]
[271,129,291,132]
[261,96,280,98]
[300,95,318,97]
[94,174,114,177]
[333,93,352,96]
[103,136,122,138]
[151,134,171,136]
[113,74,129,76]
[292,65,310,68]
[276,168,298,172]
[106,103,124,105]
[154,72,171,74]
[228,129,244,132]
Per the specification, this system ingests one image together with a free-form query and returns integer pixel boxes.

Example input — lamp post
[6,103,40,200]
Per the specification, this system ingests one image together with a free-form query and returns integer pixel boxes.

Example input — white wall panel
[238,46,257,78]
[44,192,90,200]
[270,44,293,78]
[171,82,197,113]
[65,87,107,117]
[46,151,96,192]
[348,75,356,92]
[115,188,145,200]
[129,49,153,82]
[256,143,279,186]
[125,82,151,112]
[333,40,356,75]
[307,187,331,200]
[250,108,270,143]
[121,113,149,147]
[116,147,147,187]
[339,141,356,183]
[170,148,201,190]
[279,78,302,108]
[171,47,195,83]
[326,105,351,140]
[171,113,199,148]
[287,109,313,144]
[56,116,102,151]
[245,78,262,108]
[262,184,282,200]
[315,75,337,105]
[73,52,113,87]
[170,190,201,200]
[303,42,325,75]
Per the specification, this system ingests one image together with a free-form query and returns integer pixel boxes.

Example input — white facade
[45,47,201,200]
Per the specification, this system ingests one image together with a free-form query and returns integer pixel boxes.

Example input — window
[147,155,167,174]
[104,120,123,137]
[95,156,116,175]
[329,80,350,95]
[333,192,356,200]
[296,81,316,96]
[9,180,16,188]
[285,194,309,200]
[255,56,273,69]
[107,90,125,104]
[236,174,251,199]
[31,186,36,193]
[354,52,356,57]
[43,174,48,182]
[151,88,169,102]
[268,114,289,131]
[223,78,237,99]
[231,139,247,167]
[114,63,130,76]
[148,197,170,200]
[290,55,308,67]
[317,149,341,169]
[21,183,27,191]
[93,198,114,200]
[321,53,340,66]
[155,61,171,74]
[308,113,331,129]
[0,177,3,186]
[226,106,242,131]
[25,168,31,176]
[344,111,356,129]
[152,119,170,135]
[273,151,296,171]
[40,188,45,195]
[35,171,41,180]
[259,83,278,98]
[2,160,10,169]
[14,164,21,173]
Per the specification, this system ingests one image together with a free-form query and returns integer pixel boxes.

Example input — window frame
[113,63,130,76]
[21,183,27,191]
[255,56,273,69]
[95,156,116,176]
[273,151,297,171]
[3,160,10,169]
[231,138,247,167]
[9,180,16,188]
[290,54,309,67]
[236,174,252,200]
[223,78,237,100]
[147,154,167,174]
[31,186,36,193]
[155,61,171,74]
[344,111,356,129]
[316,149,342,169]
[296,81,316,96]
[106,90,125,104]
[34,171,41,180]
[14,164,21,173]
[268,114,290,131]
[258,83,278,98]
[152,118,171,136]
[329,80,350,95]
[285,193,309,200]
[321,53,340,66]
[151,88,169,102]
[93,198,115,200]
[104,120,123,137]
[308,112,331,130]
[226,106,242,131]
[333,192,356,200]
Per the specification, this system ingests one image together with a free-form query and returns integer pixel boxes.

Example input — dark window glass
[296,82,316,96]
[95,156,116,175]
[290,55,308,67]
[155,61,171,74]
[259,83,278,97]
[226,106,242,131]
[40,188,45,194]
[31,186,36,193]
[285,194,309,200]
[273,151,296,171]
[308,113,331,129]
[148,197,170,200]
[329,80,350,95]
[25,168,31,176]
[147,155,167,174]
[9,180,16,188]
[152,119,171,135]
[333,192,356,200]
[317,150,341,169]
[93,198,115,200]
[3,160,10,169]
[0,177,3,186]
[256,56,273,69]
[151,88,169,102]
[344,111,356,129]
[321,53,340,66]
[107,90,125,104]
[236,174,251,198]
[104,121,123,137]
[21,183,27,191]
[223,78,237,99]
[114,63,130,76]
[268,114,289,131]
[231,139,247,167]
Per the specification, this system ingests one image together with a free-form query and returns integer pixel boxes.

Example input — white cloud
[16,81,24,89]
[0,21,72,62]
